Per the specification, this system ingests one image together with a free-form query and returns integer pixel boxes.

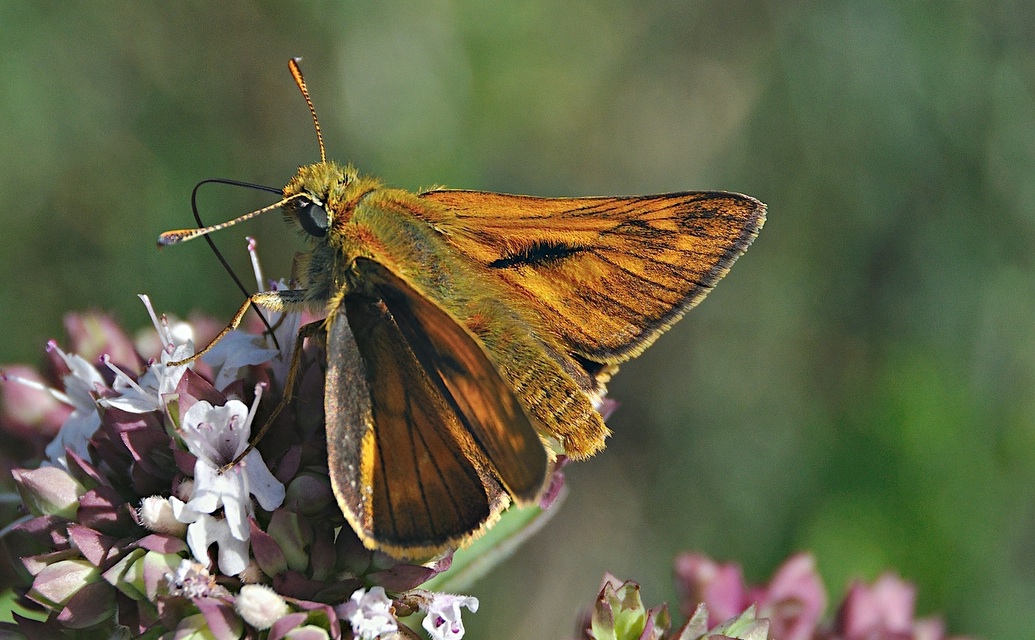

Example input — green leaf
[421,487,565,593]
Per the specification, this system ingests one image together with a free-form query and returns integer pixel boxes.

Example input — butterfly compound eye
[297,199,329,238]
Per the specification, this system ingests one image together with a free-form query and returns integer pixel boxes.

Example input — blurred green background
[2,1,1033,637]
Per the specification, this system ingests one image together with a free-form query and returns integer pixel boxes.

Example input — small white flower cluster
[32,291,288,577]
[341,586,398,639]
[342,587,480,640]
[42,293,195,471]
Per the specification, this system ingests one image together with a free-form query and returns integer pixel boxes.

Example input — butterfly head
[282,161,363,242]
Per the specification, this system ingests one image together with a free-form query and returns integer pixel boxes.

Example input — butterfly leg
[224,318,325,470]
[160,287,317,472]
[169,290,310,366]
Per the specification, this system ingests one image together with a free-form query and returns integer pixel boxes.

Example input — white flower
[171,501,251,576]
[176,394,285,539]
[202,330,279,392]
[340,586,398,640]
[102,295,193,414]
[42,342,107,468]
[170,388,284,576]
[422,593,479,640]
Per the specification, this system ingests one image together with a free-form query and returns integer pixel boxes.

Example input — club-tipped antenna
[157,192,305,246]
[289,58,326,163]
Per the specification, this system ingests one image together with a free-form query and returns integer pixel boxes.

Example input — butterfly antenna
[158,191,304,246]
[289,57,326,163]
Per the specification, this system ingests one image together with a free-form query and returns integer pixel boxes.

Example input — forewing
[356,257,549,504]
[421,190,765,363]
[325,257,550,556]
[326,295,504,557]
